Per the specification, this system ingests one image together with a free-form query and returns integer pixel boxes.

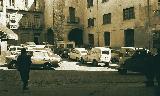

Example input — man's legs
[20,71,29,90]
[145,72,155,87]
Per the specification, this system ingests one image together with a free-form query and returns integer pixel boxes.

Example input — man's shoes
[145,81,154,87]
[23,87,29,90]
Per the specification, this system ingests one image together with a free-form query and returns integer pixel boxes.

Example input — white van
[68,48,88,61]
[81,47,111,66]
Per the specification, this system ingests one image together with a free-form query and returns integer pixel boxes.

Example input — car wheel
[104,62,109,67]
[80,57,85,64]
[118,68,127,75]
[43,63,52,70]
[92,59,98,66]
[8,60,17,69]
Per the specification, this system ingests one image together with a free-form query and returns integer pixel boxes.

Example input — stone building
[5,0,45,45]
[0,0,18,64]
[44,0,85,47]
[44,0,160,49]
[83,0,160,48]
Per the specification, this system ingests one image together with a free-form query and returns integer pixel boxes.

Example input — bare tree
[53,0,65,41]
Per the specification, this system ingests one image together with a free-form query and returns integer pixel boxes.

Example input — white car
[6,50,61,69]
[81,47,111,66]
[8,46,23,55]
[68,48,88,61]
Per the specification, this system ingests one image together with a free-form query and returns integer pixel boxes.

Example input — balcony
[67,17,80,24]
[19,24,43,30]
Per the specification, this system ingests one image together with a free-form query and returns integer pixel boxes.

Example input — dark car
[117,49,149,75]
[54,48,71,58]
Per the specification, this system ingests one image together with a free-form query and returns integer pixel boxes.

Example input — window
[104,32,110,46]
[34,15,40,28]
[124,29,134,47]
[88,34,94,46]
[9,0,15,6]
[102,0,109,3]
[123,7,135,20]
[88,18,95,27]
[87,0,93,8]
[69,7,75,23]
[103,13,111,24]
[25,0,28,7]
[102,51,109,54]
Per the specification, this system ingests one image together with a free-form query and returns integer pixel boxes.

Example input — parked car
[6,49,61,69]
[54,48,70,58]
[80,47,111,66]
[110,49,121,63]
[117,49,149,75]
[8,46,23,55]
[68,48,88,61]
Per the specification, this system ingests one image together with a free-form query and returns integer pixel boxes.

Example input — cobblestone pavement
[0,61,159,96]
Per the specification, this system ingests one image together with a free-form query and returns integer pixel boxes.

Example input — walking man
[17,48,32,90]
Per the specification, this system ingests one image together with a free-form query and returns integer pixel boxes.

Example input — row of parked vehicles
[6,43,118,69]
[66,47,156,75]
[6,42,154,74]
[68,47,112,66]
[6,42,62,69]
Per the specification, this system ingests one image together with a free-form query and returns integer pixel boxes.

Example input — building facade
[44,0,160,49]
[5,0,45,45]
[44,0,85,47]
[83,0,160,49]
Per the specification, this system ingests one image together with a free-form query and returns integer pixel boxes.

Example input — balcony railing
[67,17,80,24]
[19,24,43,29]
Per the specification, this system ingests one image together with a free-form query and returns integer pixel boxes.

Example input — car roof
[9,46,23,48]
[94,47,111,51]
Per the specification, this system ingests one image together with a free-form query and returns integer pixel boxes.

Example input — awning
[0,23,18,40]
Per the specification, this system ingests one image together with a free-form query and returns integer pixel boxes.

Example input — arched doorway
[47,28,54,44]
[68,28,83,47]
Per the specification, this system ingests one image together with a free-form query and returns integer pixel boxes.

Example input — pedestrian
[16,48,32,90]
[154,48,160,86]
[144,50,155,87]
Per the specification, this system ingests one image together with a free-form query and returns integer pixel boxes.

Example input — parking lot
[0,60,118,71]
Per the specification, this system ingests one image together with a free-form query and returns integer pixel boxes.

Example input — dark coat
[17,54,32,72]
[154,53,160,73]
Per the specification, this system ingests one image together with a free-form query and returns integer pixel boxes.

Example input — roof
[0,23,18,40]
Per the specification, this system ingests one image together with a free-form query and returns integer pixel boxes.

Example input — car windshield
[102,51,109,54]
[9,48,16,51]
[33,52,45,57]
[17,48,23,50]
